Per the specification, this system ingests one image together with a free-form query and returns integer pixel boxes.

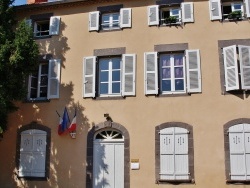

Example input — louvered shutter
[89,11,100,31]
[245,0,250,17]
[223,45,239,91]
[49,16,61,35]
[209,0,222,20]
[147,5,159,26]
[83,56,96,98]
[48,59,61,99]
[25,19,32,27]
[120,8,132,28]
[181,2,194,23]
[238,45,250,90]
[160,128,175,180]
[122,54,136,96]
[186,49,201,93]
[174,127,189,180]
[144,52,158,95]
[229,124,247,180]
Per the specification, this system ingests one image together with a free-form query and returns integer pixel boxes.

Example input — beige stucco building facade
[1,0,250,187]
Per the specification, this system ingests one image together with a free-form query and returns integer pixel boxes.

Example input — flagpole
[56,110,60,117]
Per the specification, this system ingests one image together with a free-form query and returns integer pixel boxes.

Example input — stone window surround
[224,118,250,184]
[86,121,130,188]
[155,122,194,184]
[15,121,51,180]
[218,38,250,96]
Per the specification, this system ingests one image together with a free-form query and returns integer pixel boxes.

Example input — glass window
[34,20,50,37]
[222,2,243,20]
[99,57,121,96]
[101,13,120,30]
[28,63,48,100]
[160,54,185,94]
[160,7,181,25]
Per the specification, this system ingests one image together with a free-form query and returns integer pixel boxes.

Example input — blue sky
[13,0,27,6]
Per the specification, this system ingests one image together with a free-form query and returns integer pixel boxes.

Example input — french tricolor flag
[68,110,76,132]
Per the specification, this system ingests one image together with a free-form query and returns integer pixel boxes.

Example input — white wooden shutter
[223,45,239,91]
[83,56,96,98]
[120,8,132,28]
[147,5,159,26]
[174,127,189,180]
[209,0,222,20]
[25,19,32,27]
[144,52,158,95]
[229,124,247,180]
[122,54,136,96]
[160,128,175,180]
[89,11,100,31]
[181,2,194,23]
[186,49,202,93]
[19,130,46,178]
[49,16,61,35]
[48,59,61,99]
[245,0,250,17]
[238,45,250,90]
[244,124,250,180]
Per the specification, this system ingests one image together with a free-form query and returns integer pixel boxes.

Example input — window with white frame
[26,16,61,38]
[228,124,250,181]
[222,45,250,91]
[83,54,136,98]
[89,8,132,31]
[18,129,47,178]
[147,3,194,26]
[144,50,201,95]
[160,127,190,180]
[28,59,61,100]
[209,0,250,20]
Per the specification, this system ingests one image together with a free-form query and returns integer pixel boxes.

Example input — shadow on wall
[9,19,97,187]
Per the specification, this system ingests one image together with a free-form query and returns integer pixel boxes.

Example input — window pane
[100,59,109,70]
[100,83,108,94]
[41,64,48,74]
[175,79,184,90]
[112,83,120,93]
[161,55,171,66]
[30,88,37,98]
[39,87,47,97]
[112,58,121,69]
[233,4,241,10]
[40,76,48,86]
[162,80,171,92]
[31,76,38,88]
[162,68,171,79]
[174,55,183,66]
[112,14,120,27]
[174,67,183,78]
[100,71,108,82]
[112,70,120,81]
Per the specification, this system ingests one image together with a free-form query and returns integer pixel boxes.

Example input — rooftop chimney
[27,0,47,4]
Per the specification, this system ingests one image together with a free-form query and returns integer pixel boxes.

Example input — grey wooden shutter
[209,0,222,20]
[19,130,46,178]
[223,45,239,91]
[48,59,61,99]
[229,124,247,180]
[160,127,175,180]
[144,52,158,95]
[83,56,96,98]
[49,16,61,35]
[122,54,136,96]
[186,49,201,93]
[245,0,250,18]
[238,45,250,90]
[160,127,189,180]
[89,11,100,31]
[120,8,132,28]
[181,2,194,23]
[147,5,159,26]
[174,127,189,180]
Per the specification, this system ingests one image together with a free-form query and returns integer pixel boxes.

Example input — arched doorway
[93,129,124,188]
